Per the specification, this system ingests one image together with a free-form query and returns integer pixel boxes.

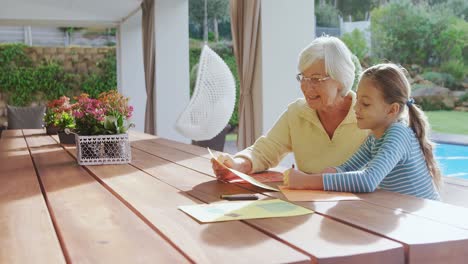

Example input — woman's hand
[321,167,337,173]
[211,153,252,182]
[287,169,324,190]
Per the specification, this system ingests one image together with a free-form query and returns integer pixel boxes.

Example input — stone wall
[0,46,115,128]
[24,46,114,74]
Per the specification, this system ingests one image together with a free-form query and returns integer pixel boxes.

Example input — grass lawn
[425,111,468,135]
[226,133,237,141]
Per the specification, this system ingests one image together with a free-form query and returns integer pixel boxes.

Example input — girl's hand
[321,167,337,173]
[211,153,252,182]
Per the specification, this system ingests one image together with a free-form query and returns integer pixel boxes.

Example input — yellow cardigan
[235,91,368,174]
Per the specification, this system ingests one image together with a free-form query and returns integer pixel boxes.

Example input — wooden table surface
[2,129,468,264]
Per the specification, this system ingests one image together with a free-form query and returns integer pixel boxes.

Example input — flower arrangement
[44,96,76,131]
[71,90,134,165]
[72,90,133,135]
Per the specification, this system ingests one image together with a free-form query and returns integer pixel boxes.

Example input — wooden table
[2,129,468,264]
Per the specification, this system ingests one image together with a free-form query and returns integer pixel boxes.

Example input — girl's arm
[334,136,372,172]
[322,126,408,192]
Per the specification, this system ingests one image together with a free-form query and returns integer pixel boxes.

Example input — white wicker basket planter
[75,133,131,165]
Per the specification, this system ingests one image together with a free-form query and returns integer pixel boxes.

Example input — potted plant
[70,91,133,165]
[44,96,76,144]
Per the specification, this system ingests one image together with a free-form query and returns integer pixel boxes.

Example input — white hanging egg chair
[175,45,236,141]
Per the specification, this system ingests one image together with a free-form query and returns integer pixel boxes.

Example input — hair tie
[406,97,415,107]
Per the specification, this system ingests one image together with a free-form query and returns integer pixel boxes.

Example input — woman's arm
[287,169,324,189]
[235,109,292,173]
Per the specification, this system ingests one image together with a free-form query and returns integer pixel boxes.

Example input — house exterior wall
[257,0,315,136]
[119,0,190,141]
[118,10,146,132]
[251,0,314,165]
[154,0,190,143]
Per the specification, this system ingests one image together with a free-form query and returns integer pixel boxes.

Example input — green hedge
[82,51,117,97]
[0,44,116,106]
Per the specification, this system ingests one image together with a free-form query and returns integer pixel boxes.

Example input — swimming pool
[435,143,468,180]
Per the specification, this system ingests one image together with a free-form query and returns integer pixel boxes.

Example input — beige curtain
[141,0,156,134]
[230,0,261,150]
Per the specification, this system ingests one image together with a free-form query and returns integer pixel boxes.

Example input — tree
[315,3,340,27]
[189,0,229,42]
[315,0,391,21]
[210,0,229,42]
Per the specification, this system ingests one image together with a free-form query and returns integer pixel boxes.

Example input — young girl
[285,63,441,200]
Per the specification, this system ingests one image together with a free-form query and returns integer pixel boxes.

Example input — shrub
[422,71,457,89]
[0,43,31,67]
[433,18,467,81]
[412,83,432,91]
[35,62,75,101]
[441,60,466,81]
[416,97,452,111]
[341,29,368,61]
[459,92,468,103]
[1,67,37,106]
[371,0,467,73]
[434,18,467,64]
[371,1,437,65]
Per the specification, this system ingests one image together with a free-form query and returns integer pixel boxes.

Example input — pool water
[435,143,468,180]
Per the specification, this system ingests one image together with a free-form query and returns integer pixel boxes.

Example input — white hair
[298,36,355,96]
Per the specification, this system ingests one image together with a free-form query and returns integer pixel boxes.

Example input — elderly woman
[212,36,368,180]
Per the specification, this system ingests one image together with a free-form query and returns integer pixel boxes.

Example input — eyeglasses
[296,73,330,85]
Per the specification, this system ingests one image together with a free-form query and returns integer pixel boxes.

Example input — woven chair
[175,45,236,145]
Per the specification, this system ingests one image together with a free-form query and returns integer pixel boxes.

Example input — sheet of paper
[208,148,279,192]
[178,199,313,223]
[227,171,284,184]
[279,186,360,202]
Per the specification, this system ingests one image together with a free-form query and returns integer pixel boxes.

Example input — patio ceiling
[0,0,142,27]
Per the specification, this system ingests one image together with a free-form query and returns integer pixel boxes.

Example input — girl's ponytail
[407,102,442,190]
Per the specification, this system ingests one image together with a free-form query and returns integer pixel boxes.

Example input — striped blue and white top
[323,122,440,200]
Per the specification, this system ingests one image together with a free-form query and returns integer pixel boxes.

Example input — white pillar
[256,0,315,136]
[154,0,190,143]
[118,10,146,132]
[251,0,314,166]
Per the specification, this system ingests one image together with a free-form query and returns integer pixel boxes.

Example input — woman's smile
[306,95,320,101]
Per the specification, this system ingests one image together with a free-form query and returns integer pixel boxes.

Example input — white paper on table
[208,148,279,192]
[179,199,313,223]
